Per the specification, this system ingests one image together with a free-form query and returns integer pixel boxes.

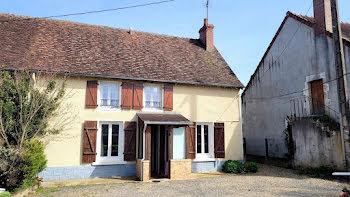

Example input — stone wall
[292,118,344,169]
[170,159,191,180]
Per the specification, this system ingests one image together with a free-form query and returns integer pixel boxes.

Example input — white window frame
[195,122,215,161]
[97,81,122,112]
[93,121,126,165]
[142,84,164,111]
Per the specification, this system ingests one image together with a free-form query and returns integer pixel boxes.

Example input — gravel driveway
[30,164,349,197]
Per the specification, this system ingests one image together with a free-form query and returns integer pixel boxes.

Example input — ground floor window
[196,123,214,159]
[96,121,124,164]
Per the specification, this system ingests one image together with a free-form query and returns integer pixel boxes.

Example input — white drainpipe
[140,123,147,181]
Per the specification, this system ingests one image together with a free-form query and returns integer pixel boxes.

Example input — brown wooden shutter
[186,123,196,159]
[82,121,97,163]
[163,85,173,111]
[124,122,137,161]
[132,84,143,110]
[86,81,98,108]
[214,123,225,158]
[145,125,151,160]
[121,82,133,109]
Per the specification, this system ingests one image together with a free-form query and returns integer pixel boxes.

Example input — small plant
[223,160,244,173]
[245,162,259,173]
[223,161,259,174]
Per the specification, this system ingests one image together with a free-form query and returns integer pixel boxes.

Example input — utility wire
[245,1,313,88]
[0,0,175,23]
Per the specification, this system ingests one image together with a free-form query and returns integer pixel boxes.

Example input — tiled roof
[0,13,243,88]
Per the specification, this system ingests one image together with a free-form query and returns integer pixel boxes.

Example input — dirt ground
[28,164,350,197]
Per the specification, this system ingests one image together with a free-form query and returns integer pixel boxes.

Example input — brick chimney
[313,0,333,35]
[199,18,215,51]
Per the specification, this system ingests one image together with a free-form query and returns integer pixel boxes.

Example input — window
[96,122,124,164]
[99,82,120,109]
[144,85,162,109]
[196,123,214,159]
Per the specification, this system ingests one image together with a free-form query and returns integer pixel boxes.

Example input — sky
[1,0,350,86]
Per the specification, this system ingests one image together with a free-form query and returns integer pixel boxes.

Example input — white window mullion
[108,123,112,157]
[201,126,204,154]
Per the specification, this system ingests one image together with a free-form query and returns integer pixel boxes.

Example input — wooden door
[311,79,325,115]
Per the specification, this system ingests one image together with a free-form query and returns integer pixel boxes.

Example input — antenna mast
[206,0,209,20]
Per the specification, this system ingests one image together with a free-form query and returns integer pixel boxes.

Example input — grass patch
[0,191,11,197]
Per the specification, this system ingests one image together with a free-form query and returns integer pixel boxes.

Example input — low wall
[292,118,344,170]
[39,164,136,181]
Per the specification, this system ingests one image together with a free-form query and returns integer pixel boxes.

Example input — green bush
[0,148,25,191]
[244,162,259,173]
[223,161,259,174]
[223,160,244,173]
[0,140,46,192]
[0,191,11,197]
[23,140,47,180]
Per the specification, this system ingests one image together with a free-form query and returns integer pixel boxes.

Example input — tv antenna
[206,0,209,20]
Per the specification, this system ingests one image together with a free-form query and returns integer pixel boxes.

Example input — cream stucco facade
[43,76,243,167]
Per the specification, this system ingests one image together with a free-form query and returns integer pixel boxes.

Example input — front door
[151,125,169,178]
[311,79,325,115]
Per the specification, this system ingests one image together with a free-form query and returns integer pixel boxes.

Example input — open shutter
[163,85,173,111]
[186,123,196,159]
[86,81,98,108]
[214,123,225,158]
[82,121,97,163]
[124,121,137,161]
[133,84,143,110]
[121,82,133,109]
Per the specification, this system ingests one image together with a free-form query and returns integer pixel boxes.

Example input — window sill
[92,160,128,166]
[141,108,164,112]
[193,158,216,162]
[97,107,121,112]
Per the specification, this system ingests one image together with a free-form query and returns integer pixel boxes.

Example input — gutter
[1,68,245,89]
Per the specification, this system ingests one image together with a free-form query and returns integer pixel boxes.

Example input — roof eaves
[1,68,244,89]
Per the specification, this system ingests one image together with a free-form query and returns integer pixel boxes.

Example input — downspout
[141,123,147,181]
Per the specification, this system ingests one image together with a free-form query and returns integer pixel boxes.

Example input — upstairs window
[99,82,120,109]
[144,85,162,109]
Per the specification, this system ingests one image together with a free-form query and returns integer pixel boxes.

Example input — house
[242,0,350,170]
[0,14,244,181]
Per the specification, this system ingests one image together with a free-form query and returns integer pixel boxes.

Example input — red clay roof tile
[0,13,243,88]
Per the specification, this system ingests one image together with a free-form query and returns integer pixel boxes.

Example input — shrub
[0,140,46,192]
[23,140,47,180]
[0,148,25,191]
[0,191,11,197]
[244,162,259,173]
[223,161,259,174]
[223,160,244,173]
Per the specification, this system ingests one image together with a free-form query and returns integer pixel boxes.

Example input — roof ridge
[0,12,195,40]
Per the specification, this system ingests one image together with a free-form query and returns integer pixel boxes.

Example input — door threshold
[150,178,170,182]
